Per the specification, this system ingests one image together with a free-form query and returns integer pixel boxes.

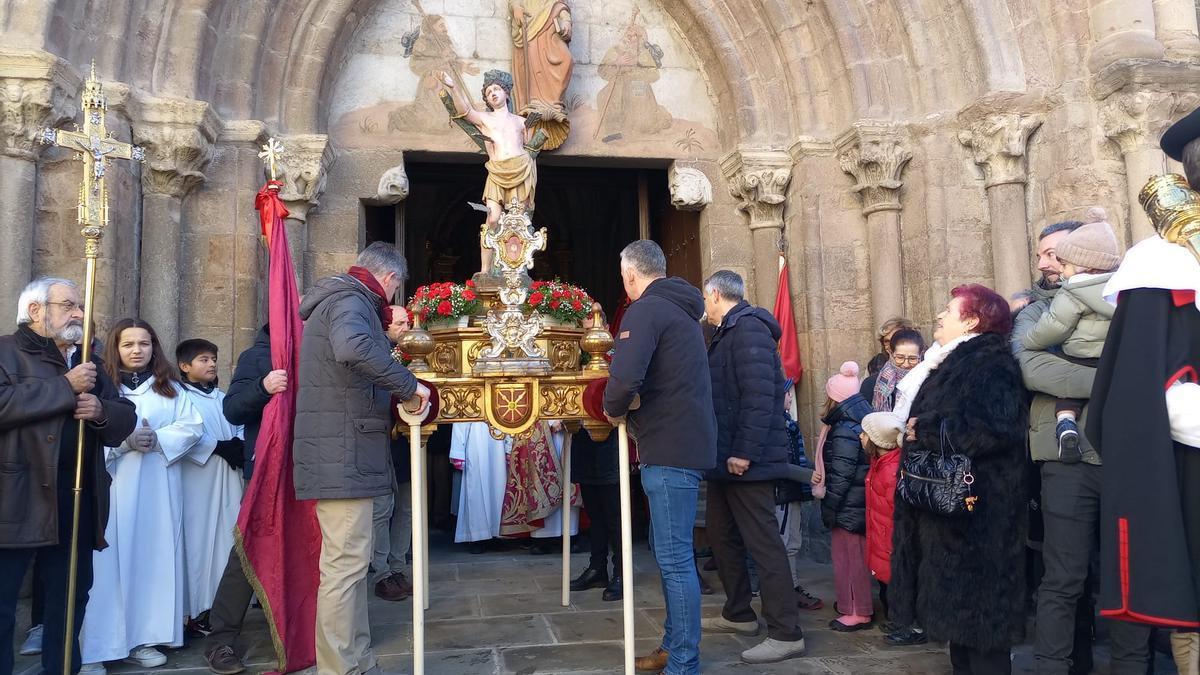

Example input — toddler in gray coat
[1022,208,1122,461]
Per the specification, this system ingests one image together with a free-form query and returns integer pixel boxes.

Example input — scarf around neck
[872,361,911,412]
[346,265,393,325]
[891,333,979,421]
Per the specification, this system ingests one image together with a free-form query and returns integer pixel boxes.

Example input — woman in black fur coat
[889,284,1029,675]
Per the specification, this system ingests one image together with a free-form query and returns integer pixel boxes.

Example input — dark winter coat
[293,274,418,500]
[819,394,872,534]
[223,325,272,479]
[775,412,812,504]
[0,325,137,550]
[570,428,619,486]
[890,332,1029,651]
[604,277,716,471]
[707,301,790,482]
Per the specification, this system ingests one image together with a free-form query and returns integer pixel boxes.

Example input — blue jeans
[641,465,703,675]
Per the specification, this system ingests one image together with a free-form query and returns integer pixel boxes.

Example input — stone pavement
[12,530,1177,674]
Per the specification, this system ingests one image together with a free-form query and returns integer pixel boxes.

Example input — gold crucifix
[37,59,144,675]
[40,61,144,256]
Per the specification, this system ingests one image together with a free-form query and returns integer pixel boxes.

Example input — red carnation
[465,279,475,287]
[529,292,545,305]
[531,281,544,290]
[550,299,562,309]
[571,300,582,311]
[552,290,563,299]
[437,300,452,316]
[462,289,477,301]
[440,288,452,299]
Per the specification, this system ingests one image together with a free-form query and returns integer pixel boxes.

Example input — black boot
[570,567,609,592]
[696,557,714,595]
[603,576,623,602]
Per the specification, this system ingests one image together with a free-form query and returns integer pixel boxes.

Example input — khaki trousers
[316,498,377,675]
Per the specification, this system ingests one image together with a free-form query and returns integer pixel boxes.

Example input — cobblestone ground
[13,530,1177,674]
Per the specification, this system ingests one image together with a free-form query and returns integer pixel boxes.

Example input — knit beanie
[825,361,861,402]
[862,412,905,449]
[1055,208,1121,272]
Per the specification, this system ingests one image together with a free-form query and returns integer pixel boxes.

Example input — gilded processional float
[390,64,638,675]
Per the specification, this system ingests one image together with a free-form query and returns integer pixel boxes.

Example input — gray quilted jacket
[293,274,417,500]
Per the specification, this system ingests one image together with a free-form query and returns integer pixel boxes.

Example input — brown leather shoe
[634,647,669,672]
[374,573,411,601]
[205,644,246,675]
[388,571,414,595]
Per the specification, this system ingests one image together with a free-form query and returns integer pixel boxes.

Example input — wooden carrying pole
[397,404,430,675]
[560,432,573,607]
[616,421,635,674]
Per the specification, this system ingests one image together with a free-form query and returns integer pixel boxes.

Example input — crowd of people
[1,114,1198,675]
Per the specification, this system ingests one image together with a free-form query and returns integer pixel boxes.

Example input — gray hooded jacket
[293,274,417,500]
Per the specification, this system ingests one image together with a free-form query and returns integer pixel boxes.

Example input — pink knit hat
[825,361,861,402]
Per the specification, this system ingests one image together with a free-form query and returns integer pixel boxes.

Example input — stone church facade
[1,0,1198,432]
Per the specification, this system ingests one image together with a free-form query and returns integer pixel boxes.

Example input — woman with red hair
[887,284,1029,674]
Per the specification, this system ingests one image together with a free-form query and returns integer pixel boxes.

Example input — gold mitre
[1138,174,1200,262]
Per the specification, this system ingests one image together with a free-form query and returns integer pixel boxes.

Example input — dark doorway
[396,160,699,316]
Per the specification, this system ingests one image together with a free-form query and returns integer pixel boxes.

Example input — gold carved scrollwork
[541,384,581,417]
[549,340,579,372]
[431,342,460,375]
[439,385,483,419]
[466,340,487,368]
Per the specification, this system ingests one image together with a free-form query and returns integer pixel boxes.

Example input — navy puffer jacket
[820,394,873,533]
[706,301,790,482]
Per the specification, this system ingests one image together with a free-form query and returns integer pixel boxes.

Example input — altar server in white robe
[530,421,580,540]
[175,338,244,624]
[449,422,510,545]
[79,319,203,672]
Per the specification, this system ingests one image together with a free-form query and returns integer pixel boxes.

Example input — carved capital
[667,164,712,211]
[275,134,333,221]
[0,50,79,160]
[1100,90,1200,156]
[132,95,221,198]
[835,122,913,215]
[720,148,792,230]
[957,112,1043,188]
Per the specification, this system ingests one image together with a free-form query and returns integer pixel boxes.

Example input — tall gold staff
[39,61,144,675]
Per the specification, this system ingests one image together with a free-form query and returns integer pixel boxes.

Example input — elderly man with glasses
[0,277,137,675]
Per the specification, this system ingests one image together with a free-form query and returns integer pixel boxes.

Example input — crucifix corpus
[439,69,547,279]
[38,60,144,675]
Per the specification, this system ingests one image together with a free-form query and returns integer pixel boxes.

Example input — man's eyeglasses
[892,354,921,366]
[44,300,84,313]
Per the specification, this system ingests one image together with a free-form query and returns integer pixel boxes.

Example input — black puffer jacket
[707,301,789,482]
[820,393,872,534]
[604,277,716,471]
[293,274,418,500]
[223,325,272,479]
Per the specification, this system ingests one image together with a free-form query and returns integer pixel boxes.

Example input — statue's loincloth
[483,153,537,209]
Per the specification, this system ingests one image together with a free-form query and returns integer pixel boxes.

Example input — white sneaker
[18,624,43,655]
[741,637,807,664]
[125,646,167,668]
[79,664,107,675]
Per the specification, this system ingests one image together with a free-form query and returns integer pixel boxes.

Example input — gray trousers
[1034,462,1150,675]
[371,478,412,584]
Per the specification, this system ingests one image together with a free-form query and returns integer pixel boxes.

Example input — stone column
[0,50,77,323]
[836,122,913,327]
[1101,90,1200,242]
[1153,0,1200,60]
[133,96,219,351]
[1088,0,1165,71]
[276,134,333,290]
[958,111,1043,299]
[720,148,792,308]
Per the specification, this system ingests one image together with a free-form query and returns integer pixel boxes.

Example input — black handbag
[897,420,978,516]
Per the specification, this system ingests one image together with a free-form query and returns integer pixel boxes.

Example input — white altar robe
[80,377,203,663]
[449,422,510,543]
[179,383,244,616]
[531,426,580,539]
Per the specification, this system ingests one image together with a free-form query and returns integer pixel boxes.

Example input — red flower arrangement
[525,280,594,325]
[408,280,481,324]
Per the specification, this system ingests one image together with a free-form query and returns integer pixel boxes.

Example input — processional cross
[38,60,144,675]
